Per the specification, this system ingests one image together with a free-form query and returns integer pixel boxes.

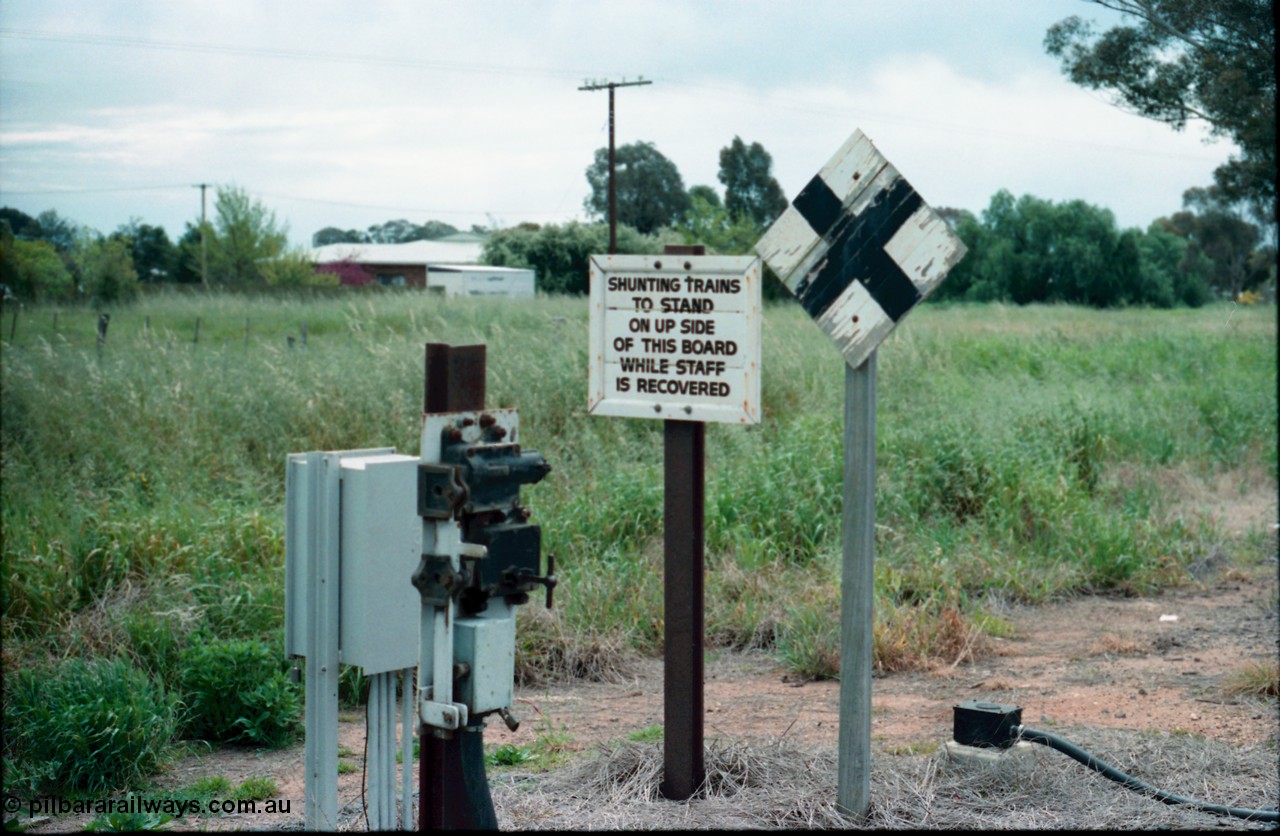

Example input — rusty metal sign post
[588,244,762,800]
[755,128,967,818]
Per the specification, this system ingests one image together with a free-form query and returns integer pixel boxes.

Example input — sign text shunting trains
[588,255,761,424]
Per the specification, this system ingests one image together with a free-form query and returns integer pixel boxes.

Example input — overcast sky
[0,0,1236,248]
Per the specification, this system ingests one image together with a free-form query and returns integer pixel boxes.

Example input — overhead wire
[0,27,593,82]
[1,184,194,196]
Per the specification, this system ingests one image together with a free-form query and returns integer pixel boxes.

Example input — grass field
[1,291,1275,794]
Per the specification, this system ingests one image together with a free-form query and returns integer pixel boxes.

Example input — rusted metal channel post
[660,243,707,801]
[661,419,706,799]
[420,342,493,831]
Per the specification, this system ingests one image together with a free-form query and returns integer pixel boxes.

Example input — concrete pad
[943,739,1037,767]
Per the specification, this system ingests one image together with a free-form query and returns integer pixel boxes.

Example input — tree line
[933,185,1273,308]
[1,186,336,304]
[6,171,1271,309]
[476,135,1273,306]
[312,219,479,246]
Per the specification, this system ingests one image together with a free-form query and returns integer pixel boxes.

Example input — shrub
[122,608,189,683]
[338,663,369,709]
[178,639,300,747]
[233,775,280,801]
[776,588,842,682]
[5,658,177,793]
[84,807,173,832]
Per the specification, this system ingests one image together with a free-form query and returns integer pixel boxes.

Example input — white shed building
[424,265,536,299]
[310,239,535,298]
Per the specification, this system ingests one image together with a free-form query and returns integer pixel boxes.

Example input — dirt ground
[509,568,1279,753]
[18,552,1276,832]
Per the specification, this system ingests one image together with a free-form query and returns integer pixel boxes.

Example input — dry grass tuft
[1088,632,1148,657]
[876,602,989,675]
[492,727,1279,830]
[1222,659,1280,698]
[515,607,637,686]
[533,739,853,828]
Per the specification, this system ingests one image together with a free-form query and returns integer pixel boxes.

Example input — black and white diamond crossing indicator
[755,129,966,369]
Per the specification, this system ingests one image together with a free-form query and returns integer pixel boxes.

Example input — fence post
[96,313,110,359]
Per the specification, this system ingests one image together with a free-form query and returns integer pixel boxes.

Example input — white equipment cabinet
[285,448,418,831]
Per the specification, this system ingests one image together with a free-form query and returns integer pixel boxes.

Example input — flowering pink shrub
[316,259,375,286]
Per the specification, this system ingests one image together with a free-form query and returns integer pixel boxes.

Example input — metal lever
[516,554,558,609]
[544,554,558,609]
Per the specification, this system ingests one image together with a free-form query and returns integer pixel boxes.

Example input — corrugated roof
[311,240,484,265]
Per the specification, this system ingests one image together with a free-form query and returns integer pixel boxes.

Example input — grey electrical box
[285,450,421,675]
[454,616,516,715]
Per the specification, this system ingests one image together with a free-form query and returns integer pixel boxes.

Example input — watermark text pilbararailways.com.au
[4,793,293,820]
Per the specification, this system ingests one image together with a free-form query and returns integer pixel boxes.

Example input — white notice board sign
[589,254,762,424]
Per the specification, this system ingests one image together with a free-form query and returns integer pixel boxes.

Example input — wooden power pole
[578,78,651,254]
[195,182,210,289]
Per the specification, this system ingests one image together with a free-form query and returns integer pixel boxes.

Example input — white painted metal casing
[338,453,422,674]
[287,447,389,661]
[284,450,421,675]
[454,614,516,715]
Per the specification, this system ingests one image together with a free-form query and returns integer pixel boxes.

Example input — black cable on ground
[1015,725,1279,824]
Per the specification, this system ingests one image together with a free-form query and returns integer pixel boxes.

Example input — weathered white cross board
[756,129,966,367]
[754,129,966,820]
[588,254,762,425]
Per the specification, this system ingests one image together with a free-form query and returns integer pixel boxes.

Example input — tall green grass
[2,293,1275,765]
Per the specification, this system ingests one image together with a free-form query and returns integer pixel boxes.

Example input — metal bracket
[412,554,460,607]
[420,697,469,731]
[418,463,466,520]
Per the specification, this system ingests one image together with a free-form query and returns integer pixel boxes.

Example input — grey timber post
[837,351,876,818]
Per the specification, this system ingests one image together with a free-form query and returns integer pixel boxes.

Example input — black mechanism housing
[417,416,556,618]
[953,700,1023,749]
